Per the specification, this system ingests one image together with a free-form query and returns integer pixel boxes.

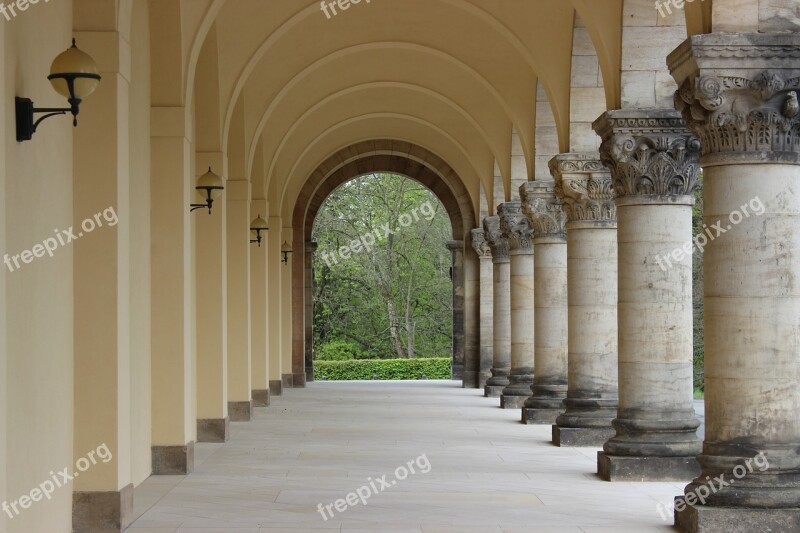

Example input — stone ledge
[675,498,800,533]
[522,408,561,425]
[252,389,270,407]
[484,385,504,398]
[73,483,133,533]
[197,417,230,443]
[500,394,527,409]
[152,442,194,475]
[228,401,253,422]
[598,452,700,482]
[552,426,614,447]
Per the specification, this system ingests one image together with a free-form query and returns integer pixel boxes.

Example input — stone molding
[668,33,800,165]
[482,215,510,262]
[594,109,702,200]
[470,228,492,259]
[519,180,567,241]
[498,201,534,252]
[549,154,616,224]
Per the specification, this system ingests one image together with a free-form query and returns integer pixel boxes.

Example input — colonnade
[470,31,800,530]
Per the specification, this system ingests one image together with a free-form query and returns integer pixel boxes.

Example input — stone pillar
[267,216,283,396]
[250,199,270,407]
[471,229,494,389]
[195,165,229,443]
[482,216,511,398]
[226,180,252,422]
[71,31,134,529]
[551,154,619,447]
[594,109,702,481]
[304,242,318,382]
[446,240,466,381]
[499,202,536,409]
[520,180,569,424]
[150,112,197,467]
[462,243,481,388]
[667,32,800,530]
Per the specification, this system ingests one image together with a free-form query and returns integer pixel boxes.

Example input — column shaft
[267,217,283,395]
[471,229,494,389]
[482,216,511,398]
[521,180,569,424]
[551,154,619,447]
[499,202,535,409]
[594,110,702,481]
[668,32,800,530]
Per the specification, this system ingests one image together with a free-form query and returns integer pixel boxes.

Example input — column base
[252,389,270,407]
[675,498,800,533]
[462,370,479,389]
[152,442,194,475]
[477,371,491,389]
[293,372,306,388]
[197,417,230,443]
[598,451,700,481]
[228,400,253,421]
[281,373,294,389]
[522,407,561,425]
[269,379,283,396]
[72,483,133,533]
[500,394,527,409]
[552,425,615,447]
[484,385,505,398]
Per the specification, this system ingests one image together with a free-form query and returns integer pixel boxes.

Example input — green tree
[312,173,453,360]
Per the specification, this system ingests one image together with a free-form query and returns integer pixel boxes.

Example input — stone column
[667,32,800,530]
[446,240,466,380]
[226,180,253,422]
[267,216,283,395]
[520,180,569,424]
[499,202,536,409]
[551,154,619,447]
[483,215,511,398]
[471,229,494,389]
[463,243,481,388]
[250,199,270,407]
[594,109,702,481]
[304,242,317,382]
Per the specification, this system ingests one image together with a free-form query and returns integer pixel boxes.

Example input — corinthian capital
[519,180,567,241]
[482,215,510,262]
[498,201,534,252]
[470,228,492,259]
[668,32,800,165]
[549,154,616,225]
[594,109,701,201]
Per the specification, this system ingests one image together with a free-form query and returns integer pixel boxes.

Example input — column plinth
[550,154,618,447]
[499,201,536,409]
[667,32,800,531]
[483,215,511,398]
[593,109,702,481]
[520,180,569,424]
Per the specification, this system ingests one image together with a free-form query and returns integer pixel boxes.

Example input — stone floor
[128,381,699,532]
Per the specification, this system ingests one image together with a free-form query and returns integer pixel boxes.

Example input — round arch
[289,140,479,387]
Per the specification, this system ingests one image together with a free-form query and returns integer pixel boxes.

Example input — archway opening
[310,172,455,381]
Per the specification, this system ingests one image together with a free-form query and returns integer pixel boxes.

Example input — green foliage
[314,358,452,381]
[692,172,705,391]
[315,340,373,361]
[312,173,453,361]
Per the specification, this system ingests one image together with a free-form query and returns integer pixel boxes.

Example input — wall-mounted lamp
[190,167,224,214]
[16,39,102,142]
[281,241,293,265]
[249,215,268,247]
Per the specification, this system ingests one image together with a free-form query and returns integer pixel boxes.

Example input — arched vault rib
[244,42,520,186]
[265,83,503,204]
[277,116,487,222]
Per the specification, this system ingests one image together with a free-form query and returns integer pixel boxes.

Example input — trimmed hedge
[314,357,451,381]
